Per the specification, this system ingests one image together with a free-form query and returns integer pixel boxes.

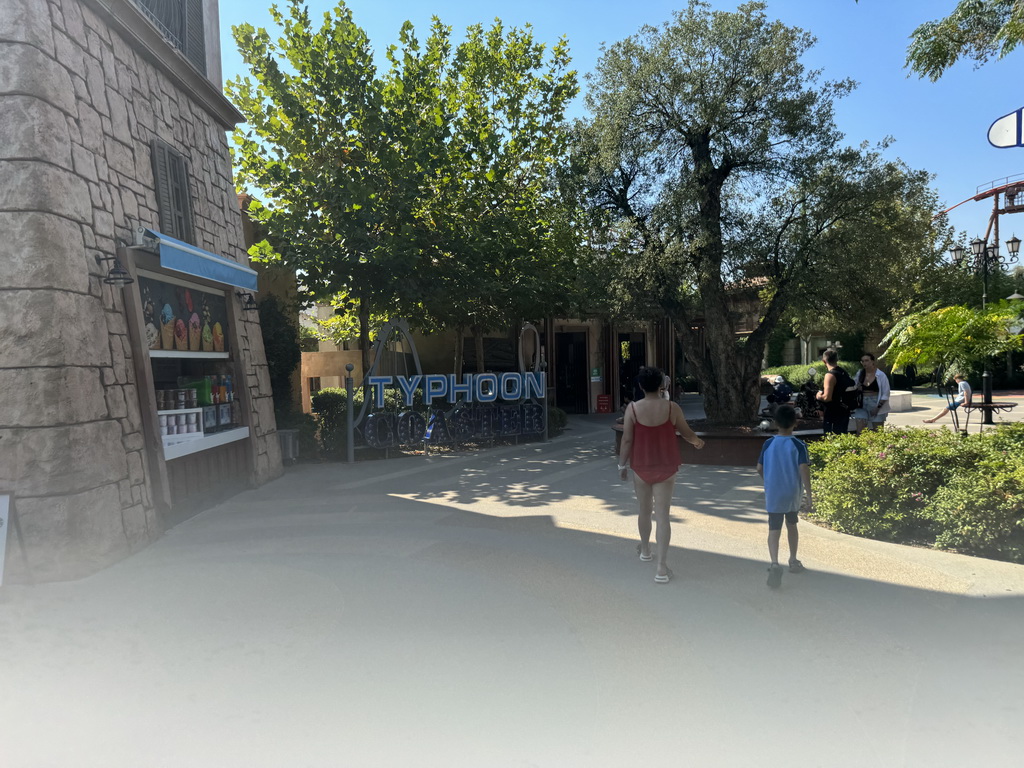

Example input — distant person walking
[853,353,890,433]
[756,405,811,588]
[816,348,854,434]
[618,366,704,584]
[924,373,972,424]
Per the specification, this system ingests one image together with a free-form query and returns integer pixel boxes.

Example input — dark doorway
[618,332,647,405]
[555,332,589,414]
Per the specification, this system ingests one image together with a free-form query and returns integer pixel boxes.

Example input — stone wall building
[0,0,282,581]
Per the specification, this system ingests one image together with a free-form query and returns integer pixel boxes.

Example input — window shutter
[151,139,195,244]
[183,0,206,75]
[151,139,175,236]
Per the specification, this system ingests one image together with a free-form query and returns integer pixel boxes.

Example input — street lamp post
[950,234,1021,424]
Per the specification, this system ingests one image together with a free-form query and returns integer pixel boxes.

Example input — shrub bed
[807,424,1024,562]
[762,361,860,387]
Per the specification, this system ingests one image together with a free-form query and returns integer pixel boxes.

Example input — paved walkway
[2,414,1023,766]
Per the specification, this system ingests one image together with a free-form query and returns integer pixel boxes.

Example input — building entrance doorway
[555,332,589,414]
[618,332,646,405]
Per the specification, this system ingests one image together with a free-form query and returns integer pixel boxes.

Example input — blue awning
[141,228,259,291]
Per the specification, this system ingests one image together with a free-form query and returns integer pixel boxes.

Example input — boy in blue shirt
[756,405,812,588]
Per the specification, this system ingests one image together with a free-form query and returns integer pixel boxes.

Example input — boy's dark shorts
[768,512,799,531]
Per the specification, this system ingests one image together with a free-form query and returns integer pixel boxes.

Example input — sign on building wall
[138,273,230,353]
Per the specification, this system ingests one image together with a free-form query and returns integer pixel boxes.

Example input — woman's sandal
[654,568,673,584]
[636,544,654,562]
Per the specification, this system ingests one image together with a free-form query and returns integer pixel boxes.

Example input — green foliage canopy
[906,0,1024,81]
[577,1,941,421]
[880,300,1024,376]
[228,1,578,369]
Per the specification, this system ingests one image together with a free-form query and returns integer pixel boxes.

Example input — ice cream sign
[138,273,229,354]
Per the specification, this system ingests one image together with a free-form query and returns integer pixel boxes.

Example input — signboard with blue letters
[353,321,548,450]
[361,373,546,449]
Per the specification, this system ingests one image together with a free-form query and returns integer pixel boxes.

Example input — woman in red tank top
[618,367,704,583]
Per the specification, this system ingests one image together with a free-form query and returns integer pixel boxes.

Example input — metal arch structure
[517,322,543,374]
[352,319,425,428]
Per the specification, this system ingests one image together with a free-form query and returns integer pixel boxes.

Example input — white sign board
[988,108,1023,148]
[0,494,10,587]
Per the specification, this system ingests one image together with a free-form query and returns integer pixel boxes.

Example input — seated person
[924,373,971,424]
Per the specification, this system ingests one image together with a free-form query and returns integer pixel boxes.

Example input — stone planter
[679,429,825,466]
[612,423,824,467]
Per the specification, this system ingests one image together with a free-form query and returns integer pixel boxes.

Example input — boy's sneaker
[788,559,805,573]
[766,564,783,589]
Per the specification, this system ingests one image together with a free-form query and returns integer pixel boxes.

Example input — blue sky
[218,0,1024,244]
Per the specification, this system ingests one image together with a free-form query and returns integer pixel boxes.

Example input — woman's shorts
[853,394,887,423]
[768,511,799,530]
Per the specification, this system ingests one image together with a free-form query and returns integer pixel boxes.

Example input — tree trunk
[359,297,371,378]
[472,325,486,373]
[454,325,465,375]
[674,314,773,424]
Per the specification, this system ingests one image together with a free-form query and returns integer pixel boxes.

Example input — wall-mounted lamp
[94,254,134,286]
[236,291,259,311]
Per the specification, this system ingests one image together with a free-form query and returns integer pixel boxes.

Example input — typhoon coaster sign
[361,372,547,449]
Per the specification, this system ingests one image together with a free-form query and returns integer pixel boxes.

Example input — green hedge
[761,361,859,387]
[310,388,361,457]
[807,424,1024,561]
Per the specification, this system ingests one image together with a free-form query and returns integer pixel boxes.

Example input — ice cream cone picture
[145,323,160,349]
[202,322,213,352]
[160,304,174,349]
[174,318,188,351]
[188,312,201,351]
[212,322,224,353]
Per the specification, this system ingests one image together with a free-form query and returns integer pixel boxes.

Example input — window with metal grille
[131,0,206,75]
[151,139,195,244]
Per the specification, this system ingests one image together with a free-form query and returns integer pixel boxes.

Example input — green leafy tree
[229,2,452,371]
[229,2,577,374]
[579,1,940,421]
[257,294,302,412]
[418,20,578,370]
[880,300,1023,377]
[906,0,1024,81]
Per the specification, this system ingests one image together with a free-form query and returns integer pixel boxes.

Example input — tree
[257,294,302,413]
[880,300,1023,377]
[906,0,1024,81]
[410,20,578,371]
[579,1,940,422]
[228,2,578,374]
[230,2,455,372]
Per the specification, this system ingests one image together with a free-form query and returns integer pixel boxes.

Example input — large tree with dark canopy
[578,1,940,422]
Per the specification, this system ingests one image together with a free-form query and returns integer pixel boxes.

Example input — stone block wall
[0,0,280,581]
